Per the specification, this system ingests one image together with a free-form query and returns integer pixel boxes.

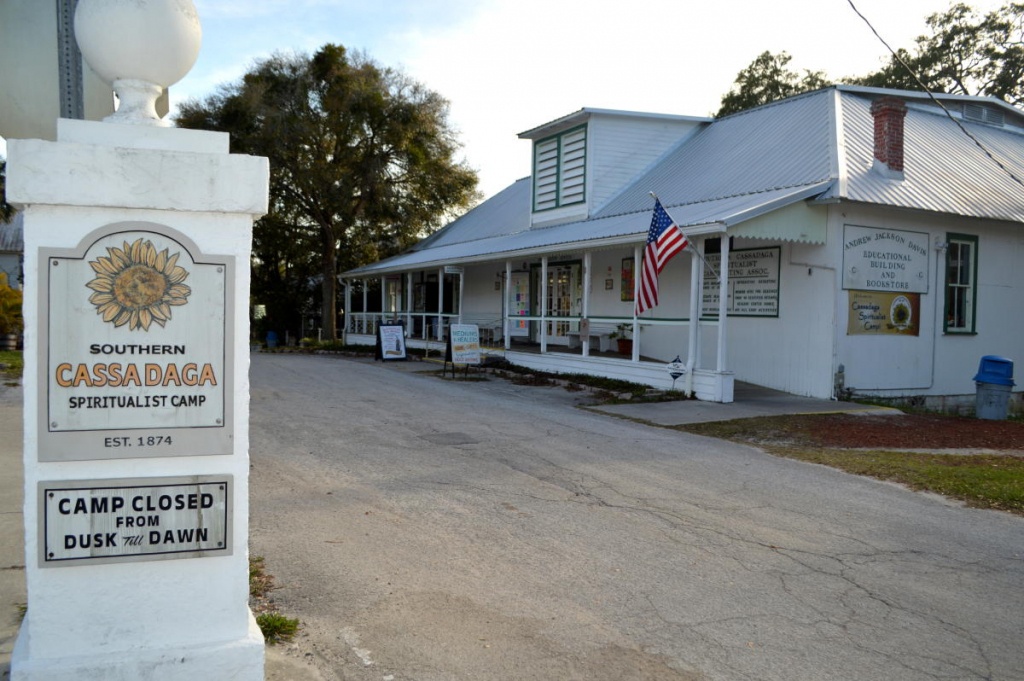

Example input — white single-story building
[343,86,1024,409]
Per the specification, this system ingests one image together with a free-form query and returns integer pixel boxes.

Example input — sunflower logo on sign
[86,238,192,331]
[890,295,912,331]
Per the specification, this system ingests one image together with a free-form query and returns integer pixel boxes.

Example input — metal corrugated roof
[596,88,836,218]
[410,177,532,251]
[518,107,710,140]
[346,183,830,276]
[0,213,23,252]
[827,92,1024,222]
[347,86,1024,278]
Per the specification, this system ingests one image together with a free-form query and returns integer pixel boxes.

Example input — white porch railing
[347,311,460,340]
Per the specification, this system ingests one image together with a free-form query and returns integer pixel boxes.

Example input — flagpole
[649,192,721,283]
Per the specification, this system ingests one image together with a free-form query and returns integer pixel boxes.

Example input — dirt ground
[721,412,1024,451]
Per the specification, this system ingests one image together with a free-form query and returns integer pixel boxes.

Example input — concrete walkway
[591,381,901,426]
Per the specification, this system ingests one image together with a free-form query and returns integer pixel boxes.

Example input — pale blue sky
[4,0,1013,200]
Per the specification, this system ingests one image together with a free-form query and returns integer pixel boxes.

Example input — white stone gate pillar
[6,1,269,678]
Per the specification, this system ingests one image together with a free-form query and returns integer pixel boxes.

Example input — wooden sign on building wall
[701,247,780,317]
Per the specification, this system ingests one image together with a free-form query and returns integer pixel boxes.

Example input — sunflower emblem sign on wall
[86,238,192,331]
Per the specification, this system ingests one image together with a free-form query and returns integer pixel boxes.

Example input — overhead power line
[846,0,1024,189]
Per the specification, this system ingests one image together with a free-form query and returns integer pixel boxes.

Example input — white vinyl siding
[586,116,704,210]
[533,125,587,212]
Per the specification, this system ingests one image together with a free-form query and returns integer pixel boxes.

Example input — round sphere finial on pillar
[74,0,202,126]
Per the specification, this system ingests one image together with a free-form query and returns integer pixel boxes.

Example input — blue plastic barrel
[973,355,1014,420]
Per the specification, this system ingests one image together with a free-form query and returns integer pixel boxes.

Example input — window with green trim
[532,125,586,211]
[944,233,977,333]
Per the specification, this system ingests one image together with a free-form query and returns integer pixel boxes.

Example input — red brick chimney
[870,96,908,177]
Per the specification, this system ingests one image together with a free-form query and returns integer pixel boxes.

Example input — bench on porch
[458,316,504,345]
[565,323,616,352]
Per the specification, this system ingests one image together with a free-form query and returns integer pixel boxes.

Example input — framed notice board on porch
[621,258,634,302]
[508,272,530,337]
[376,323,407,361]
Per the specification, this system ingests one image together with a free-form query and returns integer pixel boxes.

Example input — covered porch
[342,238,737,403]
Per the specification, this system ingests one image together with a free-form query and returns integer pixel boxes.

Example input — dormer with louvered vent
[963,102,1006,127]
[533,125,587,212]
[519,108,708,228]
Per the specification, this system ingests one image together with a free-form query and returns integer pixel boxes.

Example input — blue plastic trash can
[973,356,1014,420]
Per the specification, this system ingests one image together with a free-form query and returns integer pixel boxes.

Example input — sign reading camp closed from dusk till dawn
[39,224,234,462]
[40,475,232,567]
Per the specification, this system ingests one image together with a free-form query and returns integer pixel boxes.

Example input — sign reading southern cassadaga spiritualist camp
[39,476,231,567]
[39,223,234,461]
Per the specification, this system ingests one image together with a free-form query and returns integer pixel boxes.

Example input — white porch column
[632,245,642,362]
[717,235,729,373]
[686,246,702,395]
[362,280,368,334]
[437,267,445,340]
[458,270,465,323]
[540,257,548,353]
[582,251,591,357]
[405,272,413,332]
[343,278,351,338]
[380,276,387,320]
[504,260,512,350]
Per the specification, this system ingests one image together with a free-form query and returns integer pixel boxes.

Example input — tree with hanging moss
[716,51,830,117]
[852,2,1024,106]
[0,159,14,224]
[176,44,479,340]
[717,3,1024,116]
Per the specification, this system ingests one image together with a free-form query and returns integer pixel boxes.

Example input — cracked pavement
[251,353,1024,681]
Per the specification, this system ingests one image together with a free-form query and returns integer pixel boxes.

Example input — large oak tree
[853,2,1024,106]
[176,44,479,340]
[0,159,14,224]
[717,3,1024,116]
[716,51,830,117]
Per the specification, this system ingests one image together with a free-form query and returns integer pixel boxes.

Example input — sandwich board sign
[376,323,407,360]
[447,324,481,365]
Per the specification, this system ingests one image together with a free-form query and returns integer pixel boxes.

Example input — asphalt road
[249,353,1024,681]
[0,386,24,681]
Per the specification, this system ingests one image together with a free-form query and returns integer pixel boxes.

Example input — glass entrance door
[532,262,581,342]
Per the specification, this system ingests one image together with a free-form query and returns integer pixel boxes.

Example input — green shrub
[256,612,299,644]
[0,273,22,335]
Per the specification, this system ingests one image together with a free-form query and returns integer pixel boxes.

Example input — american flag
[636,199,688,315]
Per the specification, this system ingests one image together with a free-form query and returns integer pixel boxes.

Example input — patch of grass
[0,349,23,380]
[774,446,1024,513]
[256,612,300,644]
[249,556,300,644]
[249,555,274,598]
[679,419,1024,515]
[681,415,807,444]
